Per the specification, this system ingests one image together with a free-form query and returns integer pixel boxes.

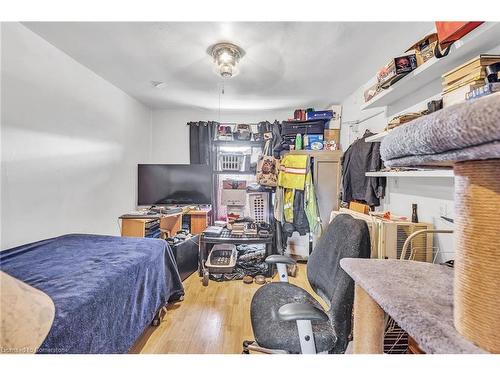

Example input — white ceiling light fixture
[207,42,245,79]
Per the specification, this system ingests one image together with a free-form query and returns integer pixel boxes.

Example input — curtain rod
[186,122,265,126]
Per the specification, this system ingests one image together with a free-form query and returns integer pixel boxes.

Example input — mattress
[0,234,184,353]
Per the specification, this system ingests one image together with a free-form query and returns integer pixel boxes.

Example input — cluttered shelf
[361,22,500,111]
[214,170,256,175]
[212,140,265,147]
[366,169,454,178]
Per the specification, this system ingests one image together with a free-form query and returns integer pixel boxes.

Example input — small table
[340,258,486,354]
[199,229,275,283]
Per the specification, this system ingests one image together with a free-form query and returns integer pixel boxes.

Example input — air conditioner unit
[377,218,433,262]
[330,209,434,262]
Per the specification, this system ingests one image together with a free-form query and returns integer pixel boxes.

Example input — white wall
[1,23,152,249]
[340,81,457,261]
[151,108,291,163]
[340,40,500,262]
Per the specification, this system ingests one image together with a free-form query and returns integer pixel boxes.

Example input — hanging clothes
[278,154,309,190]
[291,189,310,236]
[277,153,311,238]
[341,130,386,207]
[282,189,310,238]
[273,186,284,222]
[304,171,321,236]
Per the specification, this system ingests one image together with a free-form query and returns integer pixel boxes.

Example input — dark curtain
[188,121,218,165]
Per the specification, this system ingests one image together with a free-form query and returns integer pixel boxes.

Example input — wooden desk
[120,207,210,238]
[121,213,183,238]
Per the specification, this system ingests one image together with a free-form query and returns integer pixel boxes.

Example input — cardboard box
[324,129,340,144]
[306,110,333,121]
[377,54,417,89]
[328,105,342,129]
[349,201,370,215]
[221,189,246,206]
[304,134,324,150]
[222,179,247,190]
[406,33,439,66]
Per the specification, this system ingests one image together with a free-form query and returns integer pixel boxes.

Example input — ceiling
[24,22,433,111]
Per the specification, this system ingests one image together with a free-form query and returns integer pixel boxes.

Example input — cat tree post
[454,159,500,353]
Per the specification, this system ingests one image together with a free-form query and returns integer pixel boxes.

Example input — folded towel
[380,93,500,167]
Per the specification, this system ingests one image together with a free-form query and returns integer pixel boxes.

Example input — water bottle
[295,133,302,150]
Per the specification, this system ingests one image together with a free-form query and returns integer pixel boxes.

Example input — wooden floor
[130,263,323,354]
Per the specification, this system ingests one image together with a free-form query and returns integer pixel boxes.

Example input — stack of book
[466,82,500,101]
[144,219,161,239]
[230,222,245,235]
[441,54,500,107]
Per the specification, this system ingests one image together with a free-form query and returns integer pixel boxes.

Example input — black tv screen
[138,164,212,206]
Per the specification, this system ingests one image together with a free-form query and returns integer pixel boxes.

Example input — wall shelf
[366,169,454,178]
[214,170,255,175]
[361,22,500,111]
[212,140,265,147]
[365,130,390,142]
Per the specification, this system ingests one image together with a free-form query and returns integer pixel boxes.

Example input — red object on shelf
[435,22,484,47]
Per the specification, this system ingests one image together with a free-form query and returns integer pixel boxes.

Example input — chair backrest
[307,213,370,353]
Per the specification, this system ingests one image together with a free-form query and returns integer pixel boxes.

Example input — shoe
[254,275,266,285]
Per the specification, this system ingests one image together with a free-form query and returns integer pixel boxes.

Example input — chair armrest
[278,303,329,322]
[265,255,296,265]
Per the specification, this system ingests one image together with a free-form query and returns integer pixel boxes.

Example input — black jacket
[341,130,386,207]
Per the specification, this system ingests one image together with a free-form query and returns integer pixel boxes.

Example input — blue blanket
[0,234,184,353]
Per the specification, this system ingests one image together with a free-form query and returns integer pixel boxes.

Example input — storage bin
[306,110,334,121]
[219,153,246,171]
[248,193,270,223]
[281,120,326,136]
[304,134,324,150]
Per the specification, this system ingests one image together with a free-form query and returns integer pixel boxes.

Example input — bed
[0,233,184,354]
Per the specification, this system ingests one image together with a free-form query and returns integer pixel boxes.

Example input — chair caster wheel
[202,271,209,287]
[243,340,253,347]
[242,340,254,354]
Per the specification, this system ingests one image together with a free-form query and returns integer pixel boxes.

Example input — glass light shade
[218,50,233,64]
[219,63,233,78]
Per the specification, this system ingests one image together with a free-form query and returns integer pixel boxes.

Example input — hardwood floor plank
[131,263,319,354]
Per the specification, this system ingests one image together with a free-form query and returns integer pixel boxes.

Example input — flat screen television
[138,164,212,206]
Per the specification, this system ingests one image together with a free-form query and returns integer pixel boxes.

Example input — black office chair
[243,214,370,354]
